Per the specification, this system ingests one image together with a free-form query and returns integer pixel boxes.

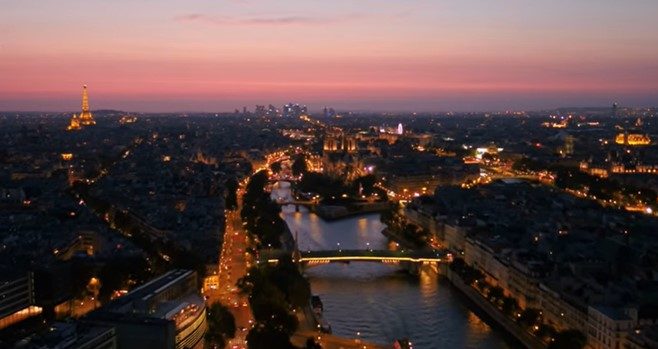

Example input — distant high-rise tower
[79,85,96,126]
[612,102,619,117]
[397,123,404,135]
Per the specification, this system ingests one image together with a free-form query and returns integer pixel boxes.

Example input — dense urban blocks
[2,107,658,349]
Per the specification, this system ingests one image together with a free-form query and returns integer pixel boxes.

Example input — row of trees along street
[237,170,315,349]
[450,258,587,349]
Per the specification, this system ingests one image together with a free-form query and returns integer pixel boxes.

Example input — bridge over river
[258,248,451,267]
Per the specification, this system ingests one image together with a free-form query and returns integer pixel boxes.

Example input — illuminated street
[206,187,254,349]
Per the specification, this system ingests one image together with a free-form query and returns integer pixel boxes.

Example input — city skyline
[2,0,658,112]
[4,2,658,348]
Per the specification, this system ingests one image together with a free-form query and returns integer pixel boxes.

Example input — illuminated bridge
[271,197,316,211]
[274,198,315,206]
[258,249,450,267]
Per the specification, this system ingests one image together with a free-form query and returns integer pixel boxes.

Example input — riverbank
[380,227,424,250]
[401,206,546,349]
[293,303,388,349]
[443,266,546,349]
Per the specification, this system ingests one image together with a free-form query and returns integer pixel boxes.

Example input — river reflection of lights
[357,217,368,231]
[418,268,438,298]
[467,311,492,335]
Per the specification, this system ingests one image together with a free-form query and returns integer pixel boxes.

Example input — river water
[273,183,512,349]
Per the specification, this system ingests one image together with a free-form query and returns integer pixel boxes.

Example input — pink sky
[1,0,657,112]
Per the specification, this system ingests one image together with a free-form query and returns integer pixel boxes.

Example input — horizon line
[1,104,654,116]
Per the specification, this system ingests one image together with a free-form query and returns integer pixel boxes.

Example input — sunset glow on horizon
[1,0,658,112]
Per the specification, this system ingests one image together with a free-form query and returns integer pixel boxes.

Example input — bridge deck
[258,249,449,264]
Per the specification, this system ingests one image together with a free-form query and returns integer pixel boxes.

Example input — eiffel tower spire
[79,85,96,126]
[82,85,90,113]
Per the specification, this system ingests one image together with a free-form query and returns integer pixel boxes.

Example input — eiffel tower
[78,85,96,126]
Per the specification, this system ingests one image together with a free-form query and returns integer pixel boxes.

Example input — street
[206,187,253,349]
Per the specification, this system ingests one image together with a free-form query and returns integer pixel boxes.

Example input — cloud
[175,13,363,26]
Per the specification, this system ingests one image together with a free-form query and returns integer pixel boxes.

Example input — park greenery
[296,172,386,204]
[291,154,308,177]
[205,302,236,348]
[225,177,238,210]
[241,170,288,249]
[548,329,588,349]
[238,170,315,348]
[238,256,310,349]
[270,160,283,174]
[380,207,431,248]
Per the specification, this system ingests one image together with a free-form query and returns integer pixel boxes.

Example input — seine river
[273,183,512,349]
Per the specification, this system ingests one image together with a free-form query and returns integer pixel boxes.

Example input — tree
[548,330,587,349]
[502,296,518,317]
[449,258,485,286]
[270,161,283,174]
[512,157,545,173]
[241,170,286,248]
[538,324,557,342]
[246,325,295,349]
[97,256,150,303]
[244,170,269,203]
[206,302,236,348]
[70,259,95,299]
[272,257,311,309]
[481,152,496,164]
[519,308,541,328]
[225,178,238,210]
[637,188,657,204]
[353,174,376,195]
[297,172,347,201]
[305,337,322,349]
[292,155,308,177]
[380,206,397,226]
[250,299,298,335]
[488,286,504,304]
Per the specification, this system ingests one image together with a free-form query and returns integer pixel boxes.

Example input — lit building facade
[0,271,41,330]
[88,269,207,349]
[323,134,357,154]
[615,132,651,146]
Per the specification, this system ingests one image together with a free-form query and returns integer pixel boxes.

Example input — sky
[1,0,658,112]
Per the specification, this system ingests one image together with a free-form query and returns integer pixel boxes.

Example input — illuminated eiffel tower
[78,85,96,126]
